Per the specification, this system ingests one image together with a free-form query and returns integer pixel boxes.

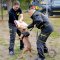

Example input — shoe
[35,56,45,60]
[44,48,48,53]
[9,51,14,55]
[9,48,14,55]
[44,44,48,53]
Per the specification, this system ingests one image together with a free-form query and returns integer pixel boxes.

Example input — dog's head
[14,20,28,30]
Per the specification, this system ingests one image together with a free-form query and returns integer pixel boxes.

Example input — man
[27,5,53,60]
[8,1,24,55]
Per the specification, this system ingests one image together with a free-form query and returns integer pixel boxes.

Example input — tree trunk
[0,0,3,20]
[6,0,12,12]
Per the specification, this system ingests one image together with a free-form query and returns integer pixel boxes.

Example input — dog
[14,20,33,58]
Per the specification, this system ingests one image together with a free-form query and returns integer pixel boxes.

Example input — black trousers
[9,23,24,51]
[37,24,53,59]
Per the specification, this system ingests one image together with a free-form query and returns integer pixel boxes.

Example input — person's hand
[19,20,23,23]
[14,20,20,28]
[27,24,34,29]
[14,20,18,27]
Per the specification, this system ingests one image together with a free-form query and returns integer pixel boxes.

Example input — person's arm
[19,14,23,21]
[27,22,34,29]
[18,8,23,22]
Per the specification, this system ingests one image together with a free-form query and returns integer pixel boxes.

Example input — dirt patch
[0,20,60,60]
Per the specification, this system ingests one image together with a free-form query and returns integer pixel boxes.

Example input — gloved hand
[27,24,34,29]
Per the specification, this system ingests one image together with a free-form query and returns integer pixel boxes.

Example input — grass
[50,31,60,39]
[50,18,60,39]
[8,49,20,60]
[0,11,60,60]
[0,38,7,46]
[23,13,60,39]
[0,10,7,15]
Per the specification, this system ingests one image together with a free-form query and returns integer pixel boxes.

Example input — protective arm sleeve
[27,22,34,29]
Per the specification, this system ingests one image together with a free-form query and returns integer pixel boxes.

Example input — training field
[0,13,60,60]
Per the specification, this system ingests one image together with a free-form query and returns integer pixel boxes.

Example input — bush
[20,0,31,10]
[20,2,29,10]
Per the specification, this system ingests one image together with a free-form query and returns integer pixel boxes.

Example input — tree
[11,0,16,6]
[0,0,3,20]
[24,0,31,3]
[6,0,12,12]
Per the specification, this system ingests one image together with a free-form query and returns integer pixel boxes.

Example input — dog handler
[27,5,53,60]
[8,1,24,55]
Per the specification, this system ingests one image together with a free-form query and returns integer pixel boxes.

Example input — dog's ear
[14,20,28,29]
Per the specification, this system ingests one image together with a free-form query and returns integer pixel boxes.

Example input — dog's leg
[20,47,28,59]
[28,49,33,57]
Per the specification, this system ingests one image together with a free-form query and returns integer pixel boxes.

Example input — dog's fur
[14,20,33,58]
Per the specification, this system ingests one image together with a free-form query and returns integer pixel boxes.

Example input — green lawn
[0,12,60,60]
[0,10,7,15]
